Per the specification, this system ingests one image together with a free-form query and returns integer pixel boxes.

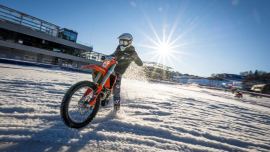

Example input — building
[143,61,174,80]
[173,75,226,87]
[212,73,244,89]
[0,4,104,69]
[144,61,172,71]
[251,84,270,94]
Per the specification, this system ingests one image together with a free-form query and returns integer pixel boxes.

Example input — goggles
[119,39,130,46]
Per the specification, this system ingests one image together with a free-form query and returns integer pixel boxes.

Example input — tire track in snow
[1,64,270,152]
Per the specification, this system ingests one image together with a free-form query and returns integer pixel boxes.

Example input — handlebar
[101,55,115,61]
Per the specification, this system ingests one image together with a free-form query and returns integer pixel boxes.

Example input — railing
[0,4,107,63]
[0,4,60,37]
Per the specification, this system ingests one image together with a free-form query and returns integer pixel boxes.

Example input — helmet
[118,33,133,41]
[118,33,133,47]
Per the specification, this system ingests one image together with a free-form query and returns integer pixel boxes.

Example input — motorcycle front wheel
[60,81,100,129]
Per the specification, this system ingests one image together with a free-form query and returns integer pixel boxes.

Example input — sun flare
[157,42,172,56]
[137,15,194,70]
[138,27,186,69]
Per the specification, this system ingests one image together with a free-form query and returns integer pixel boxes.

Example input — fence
[201,85,270,98]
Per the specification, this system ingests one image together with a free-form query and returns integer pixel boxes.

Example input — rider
[109,33,143,111]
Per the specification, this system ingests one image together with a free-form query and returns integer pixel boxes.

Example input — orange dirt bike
[61,56,117,128]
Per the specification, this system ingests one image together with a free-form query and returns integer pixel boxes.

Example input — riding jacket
[111,45,143,75]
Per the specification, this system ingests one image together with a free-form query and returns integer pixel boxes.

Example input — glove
[101,55,114,60]
[101,56,106,60]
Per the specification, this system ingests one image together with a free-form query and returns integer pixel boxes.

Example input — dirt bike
[235,91,243,98]
[60,56,117,129]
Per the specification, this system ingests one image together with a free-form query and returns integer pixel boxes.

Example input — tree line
[241,70,270,90]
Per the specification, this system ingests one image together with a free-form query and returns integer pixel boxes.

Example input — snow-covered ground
[0,63,270,152]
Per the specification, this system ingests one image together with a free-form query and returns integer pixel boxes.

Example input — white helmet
[118,33,133,47]
[118,33,133,41]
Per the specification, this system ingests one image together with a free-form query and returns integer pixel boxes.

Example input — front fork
[85,64,116,106]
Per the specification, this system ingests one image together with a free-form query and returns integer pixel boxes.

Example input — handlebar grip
[101,56,106,60]
[102,56,115,60]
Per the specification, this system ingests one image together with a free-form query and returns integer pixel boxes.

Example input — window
[59,28,78,42]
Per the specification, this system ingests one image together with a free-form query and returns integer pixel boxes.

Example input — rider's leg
[113,73,122,110]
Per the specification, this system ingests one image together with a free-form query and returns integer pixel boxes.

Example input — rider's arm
[131,48,143,66]
[134,52,143,66]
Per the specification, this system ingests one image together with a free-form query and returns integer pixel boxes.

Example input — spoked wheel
[61,81,100,129]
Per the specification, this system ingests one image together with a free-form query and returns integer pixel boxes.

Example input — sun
[137,14,196,70]
[138,26,185,68]
[157,41,172,56]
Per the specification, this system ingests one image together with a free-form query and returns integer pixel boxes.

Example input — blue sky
[1,0,270,76]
